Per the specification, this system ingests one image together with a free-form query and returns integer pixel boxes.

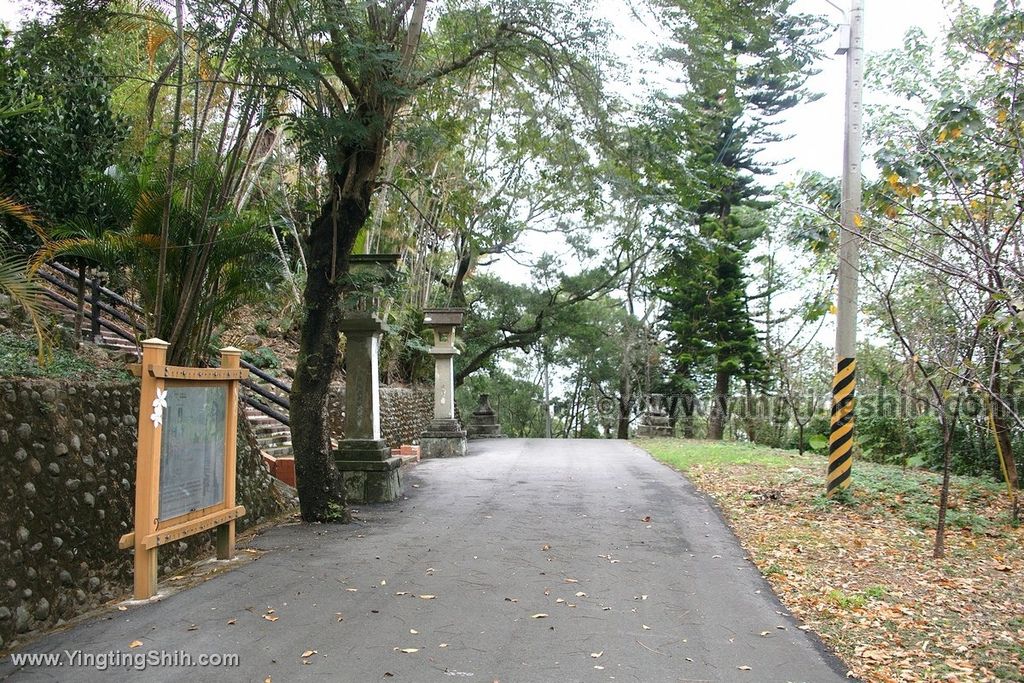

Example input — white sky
[0,2,23,26]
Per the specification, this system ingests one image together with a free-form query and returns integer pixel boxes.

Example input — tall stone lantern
[334,254,403,503]
[420,308,467,459]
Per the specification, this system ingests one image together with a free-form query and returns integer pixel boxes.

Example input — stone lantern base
[334,440,402,503]
[420,419,468,459]
[466,393,504,439]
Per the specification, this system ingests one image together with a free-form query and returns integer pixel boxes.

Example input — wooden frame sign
[119,339,249,599]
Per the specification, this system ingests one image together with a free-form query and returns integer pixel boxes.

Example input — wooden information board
[119,339,248,599]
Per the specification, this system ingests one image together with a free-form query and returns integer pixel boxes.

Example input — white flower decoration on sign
[150,388,168,429]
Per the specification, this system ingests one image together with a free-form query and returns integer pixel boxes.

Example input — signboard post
[119,339,248,600]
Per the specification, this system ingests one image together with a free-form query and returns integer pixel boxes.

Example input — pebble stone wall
[0,378,290,651]
[326,384,435,448]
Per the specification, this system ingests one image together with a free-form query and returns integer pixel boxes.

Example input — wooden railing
[37,262,293,426]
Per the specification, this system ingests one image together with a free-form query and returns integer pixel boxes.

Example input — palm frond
[0,196,48,243]
[0,253,50,364]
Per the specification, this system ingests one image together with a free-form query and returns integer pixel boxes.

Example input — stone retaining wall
[327,384,434,447]
[0,378,289,651]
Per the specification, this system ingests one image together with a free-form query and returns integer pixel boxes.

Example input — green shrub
[242,346,280,370]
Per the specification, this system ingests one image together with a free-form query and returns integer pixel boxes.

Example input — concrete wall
[0,378,289,651]
[327,384,434,448]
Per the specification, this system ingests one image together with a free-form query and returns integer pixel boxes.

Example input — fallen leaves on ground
[677,454,1024,683]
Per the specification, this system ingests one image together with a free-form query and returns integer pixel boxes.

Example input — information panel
[158,385,227,521]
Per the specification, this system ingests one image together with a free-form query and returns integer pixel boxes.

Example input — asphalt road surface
[1,438,851,682]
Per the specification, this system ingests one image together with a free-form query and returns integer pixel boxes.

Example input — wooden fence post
[132,338,169,599]
[218,346,242,560]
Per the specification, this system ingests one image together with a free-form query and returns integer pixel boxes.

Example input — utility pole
[828,0,864,497]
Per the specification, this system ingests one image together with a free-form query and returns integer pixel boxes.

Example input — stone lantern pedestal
[334,315,403,503]
[420,309,468,459]
[636,393,674,438]
[467,393,504,438]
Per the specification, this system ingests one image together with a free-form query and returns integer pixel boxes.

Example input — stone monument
[466,393,504,439]
[636,393,674,437]
[420,308,468,459]
[333,254,403,503]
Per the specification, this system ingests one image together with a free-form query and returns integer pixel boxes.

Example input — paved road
[1,439,849,682]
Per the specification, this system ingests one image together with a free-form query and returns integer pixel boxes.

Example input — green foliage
[0,194,49,361]
[856,1,1024,496]
[0,20,126,244]
[457,363,547,438]
[39,163,282,364]
[243,346,280,370]
[649,1,826,427]
[807,434,828,451]
[0,331,129,380]
[456,265,632,388]
[826,589,866,611]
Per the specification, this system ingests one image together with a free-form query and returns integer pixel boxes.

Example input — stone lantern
[466,392,504,438]
[334,253,403,503]
[636,393,673,437]
[419,308,467,459]
[344,253,401,315]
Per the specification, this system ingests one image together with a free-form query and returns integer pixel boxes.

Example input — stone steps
[241,386,295,474]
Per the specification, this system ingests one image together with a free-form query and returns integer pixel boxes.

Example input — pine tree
[651,0,824,439]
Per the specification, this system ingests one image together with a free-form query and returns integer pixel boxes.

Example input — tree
[648,0,825,440]
[456,261,630,388]
[38,165,283,364]
[0,96,50,360]
[0,20,125,244]
[857,2,1024,545]
[222,0,606,521]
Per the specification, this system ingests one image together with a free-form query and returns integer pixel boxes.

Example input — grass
[639,438,807,471]
[638,437,1024,683]
[0,331,132,382]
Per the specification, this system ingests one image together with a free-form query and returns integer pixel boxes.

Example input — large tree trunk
[708,369,730,440]
[451,250,472,308]
[616,397,631,439]
[742,380,758,443]
[290,181,370,523]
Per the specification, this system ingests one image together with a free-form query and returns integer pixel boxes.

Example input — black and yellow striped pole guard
[827,357,856,495]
